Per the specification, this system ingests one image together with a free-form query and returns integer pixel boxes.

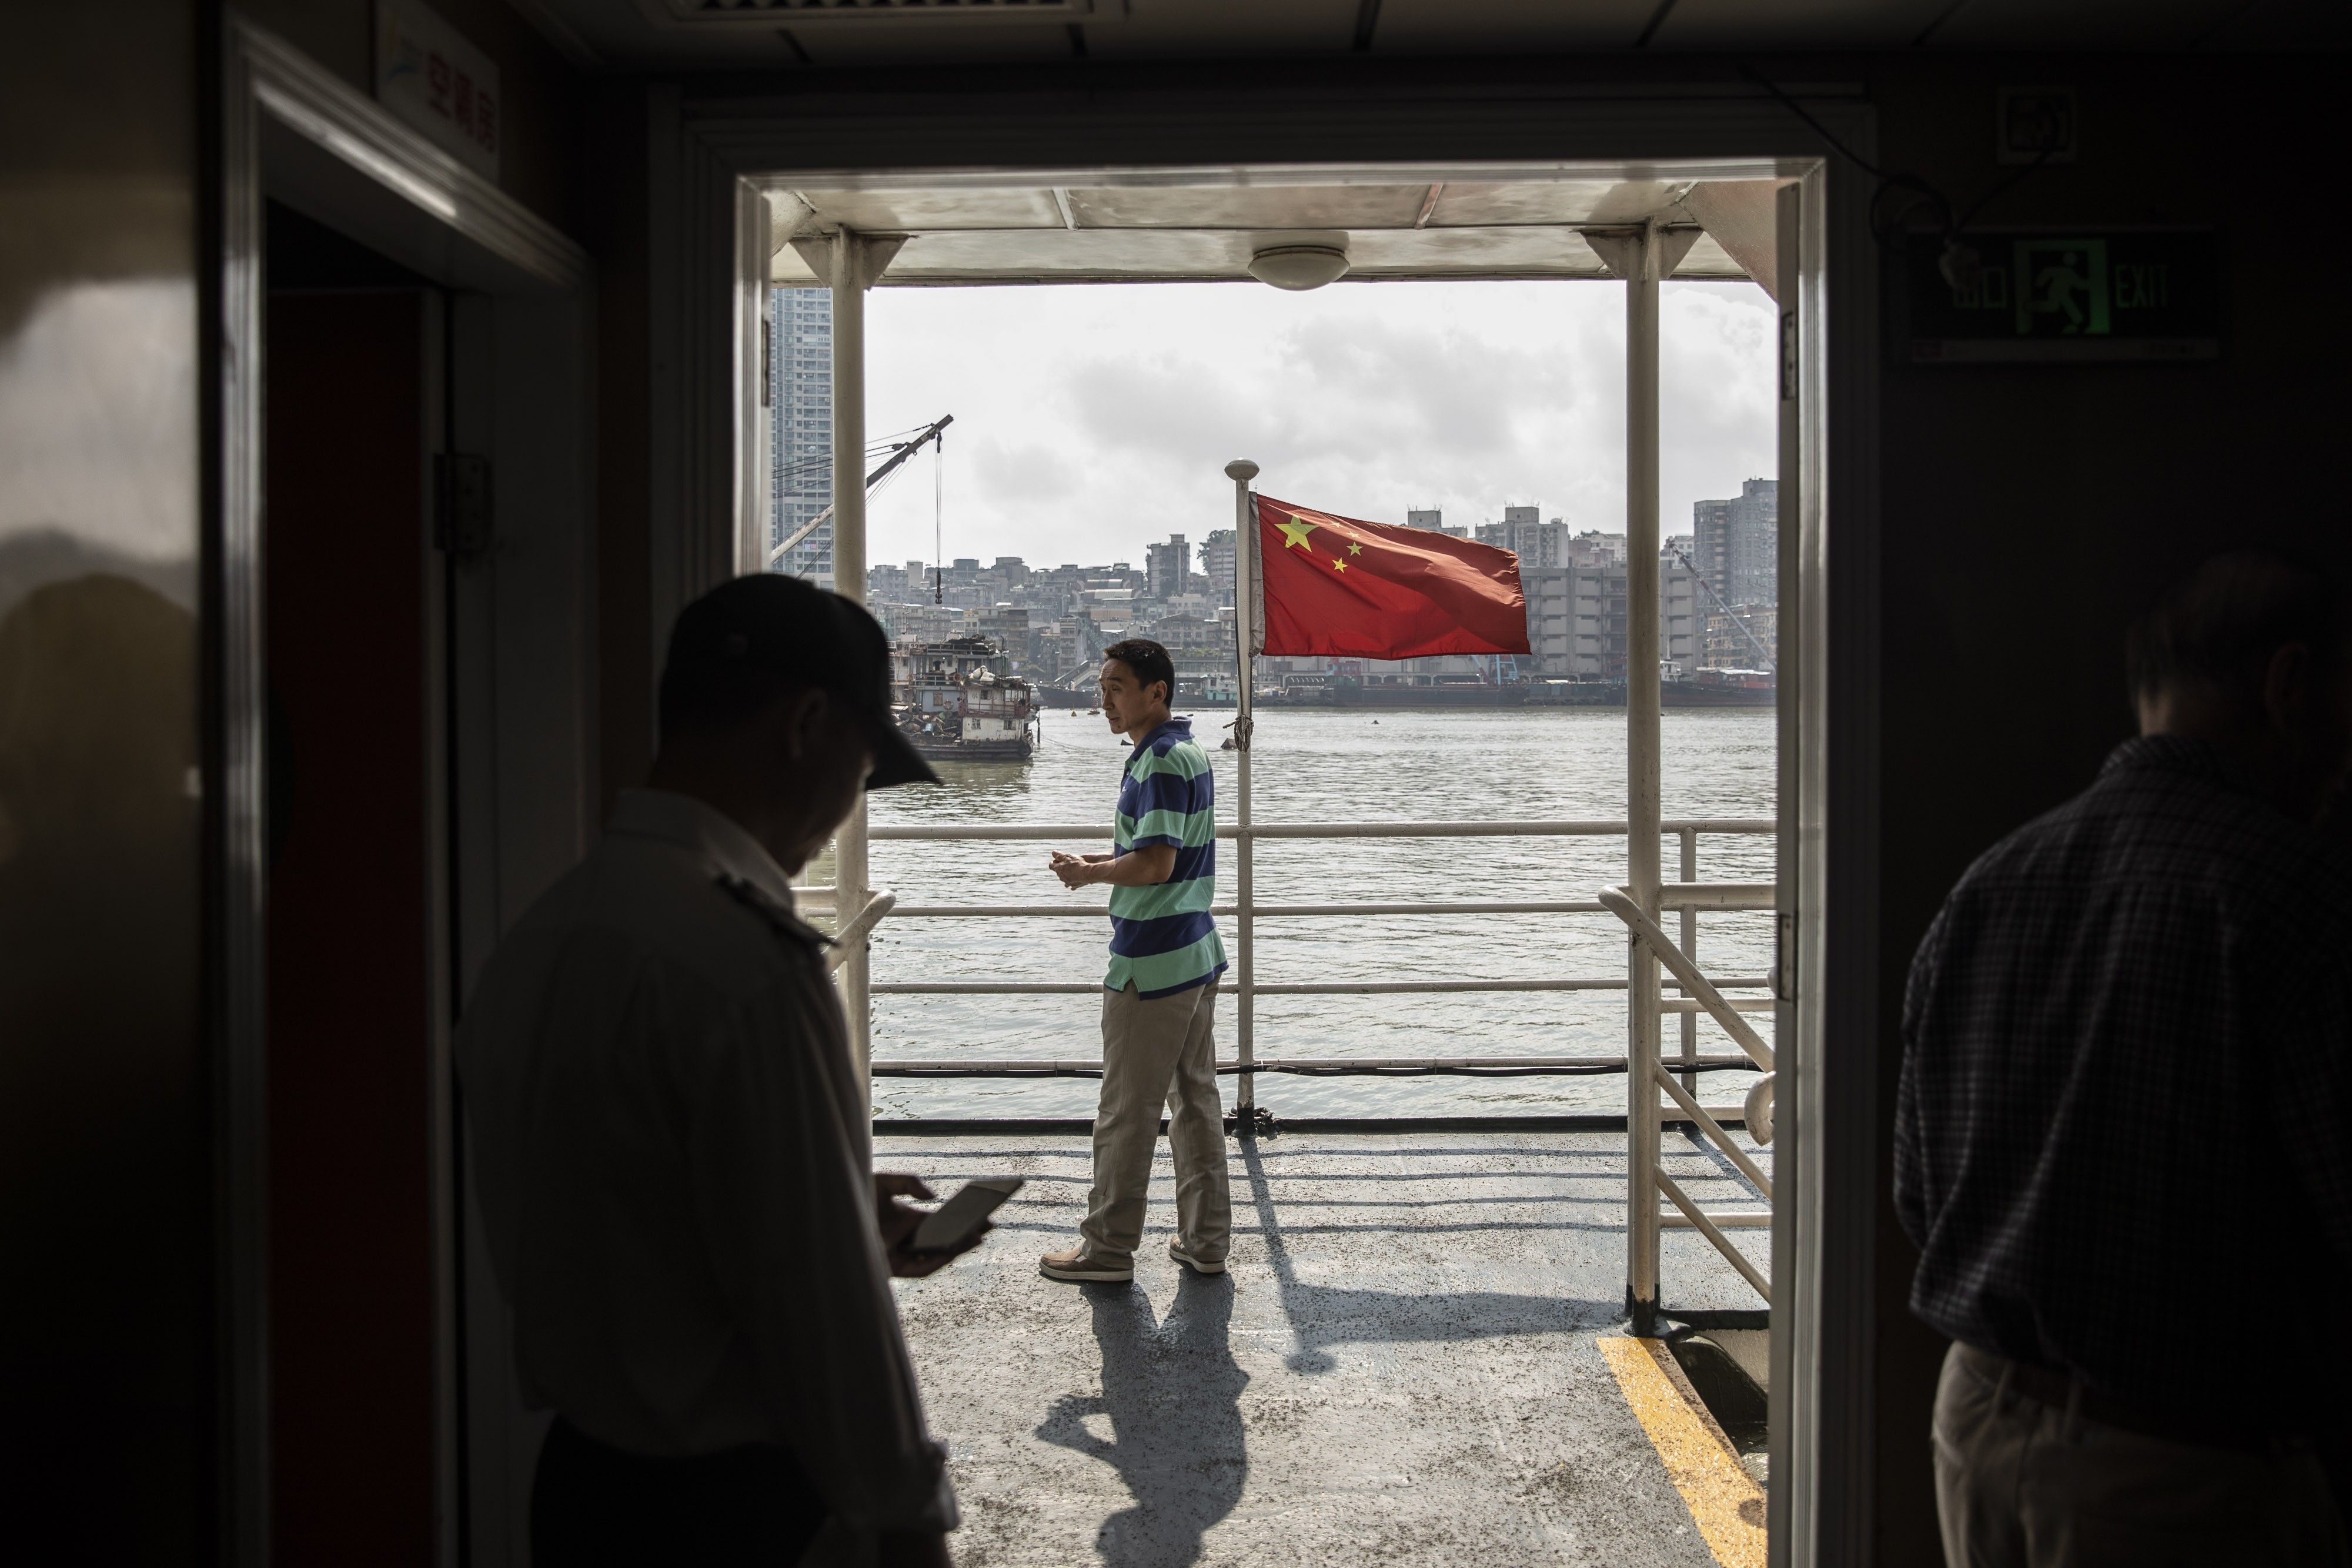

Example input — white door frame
[215,16,594,1565]
[653,83,1880,1566]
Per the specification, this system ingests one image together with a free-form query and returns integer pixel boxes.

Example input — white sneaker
[1169,1242,1227,1275]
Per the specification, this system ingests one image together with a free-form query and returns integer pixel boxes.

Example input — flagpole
[1224,459,1259,1118]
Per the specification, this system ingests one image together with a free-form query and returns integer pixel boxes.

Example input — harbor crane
[1672,544,1778,672]
[766,413,953,569]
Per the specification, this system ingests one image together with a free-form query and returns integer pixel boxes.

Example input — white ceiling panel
[1344,226,1610,276]
[855,228,1261,282]
[1064,184,1433,230]
[775,187,1068,235]
[1432,180,1698,227]
[768,221,1751,285]
[762,173,1766,283]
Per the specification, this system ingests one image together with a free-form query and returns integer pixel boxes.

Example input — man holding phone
[459,576,975,1568]
[1041,638,1233,1285]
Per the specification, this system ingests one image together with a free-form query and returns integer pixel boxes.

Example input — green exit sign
[1900,229,2220,363]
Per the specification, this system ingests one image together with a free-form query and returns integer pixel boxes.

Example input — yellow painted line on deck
[1599,1336,1766,1568]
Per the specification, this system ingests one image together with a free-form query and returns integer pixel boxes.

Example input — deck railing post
[1625,218,1665,1336]
[832,228,873,1109]
[1680,826,1699,1100]
[1226,460,1259,1114]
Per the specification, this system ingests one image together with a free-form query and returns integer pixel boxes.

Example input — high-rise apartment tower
[1690,478,1778,610]
[769,287,834,584]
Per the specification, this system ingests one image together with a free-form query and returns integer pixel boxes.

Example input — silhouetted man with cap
[459,574,970,1568]
[1897,553,2352,1567]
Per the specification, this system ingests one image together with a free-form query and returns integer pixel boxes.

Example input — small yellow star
[1347,541,1363,555]
[1331,557,1348,573]
[1278,514,1318,550]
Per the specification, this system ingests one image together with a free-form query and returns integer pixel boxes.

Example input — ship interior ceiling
[7,1,2351,1565]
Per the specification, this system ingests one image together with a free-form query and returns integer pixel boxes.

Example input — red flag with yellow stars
[1251,494,1531,660]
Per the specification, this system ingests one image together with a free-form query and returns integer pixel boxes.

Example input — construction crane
[1672,545,1777,673]
[766,413,953,569]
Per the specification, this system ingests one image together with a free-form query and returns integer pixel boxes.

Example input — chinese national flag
[1252,494,1531,660]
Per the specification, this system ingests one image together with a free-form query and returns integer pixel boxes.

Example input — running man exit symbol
[2013,239,2110,336]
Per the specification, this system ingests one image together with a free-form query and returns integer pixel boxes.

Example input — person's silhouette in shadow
[1036,1273,1248,1567]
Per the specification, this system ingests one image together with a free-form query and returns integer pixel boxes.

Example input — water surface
[847,707,1774,1119]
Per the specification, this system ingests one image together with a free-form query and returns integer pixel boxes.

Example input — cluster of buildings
[1390,493,1778,683]
[764,287,1775,688]
[864,540,1240,693]
[854,484,1778,693]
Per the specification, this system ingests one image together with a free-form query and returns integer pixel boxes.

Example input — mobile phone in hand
[911,1178,1024,1253]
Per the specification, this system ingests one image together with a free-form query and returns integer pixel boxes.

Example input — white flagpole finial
[1225,459,1259,482]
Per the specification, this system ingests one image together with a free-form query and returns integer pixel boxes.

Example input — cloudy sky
[858,277,1776,574]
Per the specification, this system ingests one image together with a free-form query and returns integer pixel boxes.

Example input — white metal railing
[1599,884,1778,1314]
[809,819,1773,1105]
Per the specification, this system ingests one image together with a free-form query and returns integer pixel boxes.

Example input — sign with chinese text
[1900,230,2219,363]
[375,1,500,182]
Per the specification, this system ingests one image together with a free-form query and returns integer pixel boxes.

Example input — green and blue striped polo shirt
[1105,718,1226,998]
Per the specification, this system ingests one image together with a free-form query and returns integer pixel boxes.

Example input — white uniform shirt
[456,789,954,1534]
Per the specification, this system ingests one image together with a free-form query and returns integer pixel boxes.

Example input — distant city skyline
[857,278,1778,574]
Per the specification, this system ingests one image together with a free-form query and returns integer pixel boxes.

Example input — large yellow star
[1277,514,1318,550]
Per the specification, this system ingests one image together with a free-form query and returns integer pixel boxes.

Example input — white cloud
[861,277,1775,571]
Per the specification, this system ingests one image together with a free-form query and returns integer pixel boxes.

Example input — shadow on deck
[881,1128,1769,1567]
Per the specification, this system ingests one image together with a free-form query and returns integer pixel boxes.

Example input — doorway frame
[213,16,594,1566]
[652,82,1879,1568]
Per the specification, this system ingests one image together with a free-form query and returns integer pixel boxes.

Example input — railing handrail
[1598,887,1775,1072]
[1599,880,1777,1310]
[872,1052,1763,1077]
[805,886,1772,918]
[865,817,1775,841]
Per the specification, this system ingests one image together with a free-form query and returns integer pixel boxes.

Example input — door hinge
[435,453,493,560]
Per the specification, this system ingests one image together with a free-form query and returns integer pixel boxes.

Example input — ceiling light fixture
[1247,245,1351,291]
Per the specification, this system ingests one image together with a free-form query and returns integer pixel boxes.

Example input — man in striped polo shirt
[1041,638,1232,1285]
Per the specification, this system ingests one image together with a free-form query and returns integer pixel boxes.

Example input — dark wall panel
[0,5,207,1564]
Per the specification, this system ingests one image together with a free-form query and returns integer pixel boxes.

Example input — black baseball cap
[663,573,937,790]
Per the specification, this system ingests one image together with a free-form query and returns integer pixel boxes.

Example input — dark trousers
[532,1417,826,1568]
[1932,1343,2350,1568]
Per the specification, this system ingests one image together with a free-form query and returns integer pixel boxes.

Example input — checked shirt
[1895,735,2352,1423]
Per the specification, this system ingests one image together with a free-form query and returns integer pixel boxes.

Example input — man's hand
[874,1173,989,1279]
[1049,850,1110,889]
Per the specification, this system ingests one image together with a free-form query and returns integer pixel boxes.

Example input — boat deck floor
[878,1128,1772,1567]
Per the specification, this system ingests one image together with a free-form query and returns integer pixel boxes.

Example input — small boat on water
[891,636,1040,762]
[1662,667,1775,708]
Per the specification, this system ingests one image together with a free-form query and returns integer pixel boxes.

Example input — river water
[852,706,1775,1121]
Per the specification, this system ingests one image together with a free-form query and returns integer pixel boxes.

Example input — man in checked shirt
[1897,553,2352,1567]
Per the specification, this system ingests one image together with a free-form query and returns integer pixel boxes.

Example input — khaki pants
[1933,1342,2350,1568]
[1078,981,1231,1266]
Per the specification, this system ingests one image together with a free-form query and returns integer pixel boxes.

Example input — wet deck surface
[879,1128,1771,1567]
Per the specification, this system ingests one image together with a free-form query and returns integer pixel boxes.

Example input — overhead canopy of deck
[765,169,1786,291]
